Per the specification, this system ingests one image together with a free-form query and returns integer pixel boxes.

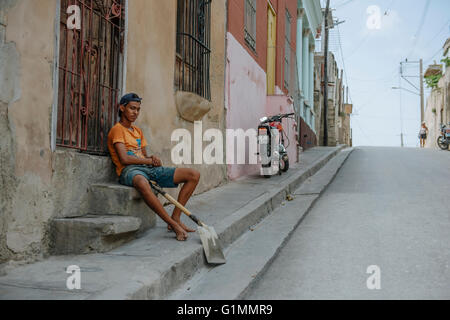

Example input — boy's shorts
[119,165,179,188]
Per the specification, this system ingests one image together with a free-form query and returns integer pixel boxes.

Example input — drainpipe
[302,28,310,113]
[296,8,304,113]
[309,42,315,115]
[296,7,305,152]
[323,0,330,146]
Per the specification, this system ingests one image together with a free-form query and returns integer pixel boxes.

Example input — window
[175,0,212,101]
[284,9,291,90]
[57,0,125,155]
[244,0,256,51]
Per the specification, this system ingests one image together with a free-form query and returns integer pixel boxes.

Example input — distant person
[419,122,428,148]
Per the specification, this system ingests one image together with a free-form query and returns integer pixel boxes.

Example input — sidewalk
[0,146,347,300]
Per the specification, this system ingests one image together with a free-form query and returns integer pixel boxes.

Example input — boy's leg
[169,168,201,233]
[132,175,188,241]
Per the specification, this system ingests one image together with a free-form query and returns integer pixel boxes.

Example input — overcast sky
[322,0,450,147]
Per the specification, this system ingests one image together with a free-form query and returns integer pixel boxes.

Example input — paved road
[246,147,450,299]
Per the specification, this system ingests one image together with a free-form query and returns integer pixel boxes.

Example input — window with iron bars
[175,0,212,101]
[56,0,125,155]
[244,0,256,52]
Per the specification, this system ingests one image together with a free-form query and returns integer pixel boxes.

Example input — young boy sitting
[107,93,200,241]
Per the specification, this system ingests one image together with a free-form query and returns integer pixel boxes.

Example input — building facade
[226,0,300,180]
[0,0,227,263]
[294,0,322,150]
[314,51,352,147]
[424,38,450,149]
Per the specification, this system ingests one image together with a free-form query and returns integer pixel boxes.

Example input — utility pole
[323,0,330,147]
[394,58,426,146]
[399,63,404,148]
[420,58,424,123]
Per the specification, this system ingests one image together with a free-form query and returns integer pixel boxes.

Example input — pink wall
[226,32,267,180]
[266,95,298,163]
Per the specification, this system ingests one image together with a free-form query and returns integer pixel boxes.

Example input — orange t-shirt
[107,123,148,176]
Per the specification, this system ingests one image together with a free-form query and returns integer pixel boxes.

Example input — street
[246,147,450,299]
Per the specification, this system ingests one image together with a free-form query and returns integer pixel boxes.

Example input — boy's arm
[114,142,153,166]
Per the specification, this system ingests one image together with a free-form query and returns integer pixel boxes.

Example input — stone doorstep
[50,215,142,255]
[87,183,158,232]
[90,183,142,201]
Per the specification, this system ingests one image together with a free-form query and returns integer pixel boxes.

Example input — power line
[352,117,373,144]
[335,0,356,9]
[424,47,444,64]
[422,18,450,49]
[336,23,352,104]
[407,0,432,59]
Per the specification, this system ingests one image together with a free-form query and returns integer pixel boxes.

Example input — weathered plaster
[1,0,59,263]
[225,32,267,180]
[0,0,20,263]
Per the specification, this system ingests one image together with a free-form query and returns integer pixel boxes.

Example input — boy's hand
[149,156,162,167]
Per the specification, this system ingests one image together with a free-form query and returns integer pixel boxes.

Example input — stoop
[50,215,142,255]
[49,183,158,255]
[87,183,157,231]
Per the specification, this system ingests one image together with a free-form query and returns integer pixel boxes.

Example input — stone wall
[424,66,450,149]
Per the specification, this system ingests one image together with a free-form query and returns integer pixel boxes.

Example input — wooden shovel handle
[163,192,192,217]
[149,180,203,226]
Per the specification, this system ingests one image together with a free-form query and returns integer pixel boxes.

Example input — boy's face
[120,101,141,122]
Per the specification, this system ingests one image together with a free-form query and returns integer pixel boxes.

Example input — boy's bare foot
[168,222,196,233]
[171,224,188,241]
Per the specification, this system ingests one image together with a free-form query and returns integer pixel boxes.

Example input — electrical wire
[336,23,352,104]
[407,0,432,59]
[422,19,450,49]
[335,0,356,9]
[424,47,444,64]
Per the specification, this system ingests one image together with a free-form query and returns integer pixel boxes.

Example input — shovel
[149,180,226,265]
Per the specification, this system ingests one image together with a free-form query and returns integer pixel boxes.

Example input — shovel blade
[197,225,226,265]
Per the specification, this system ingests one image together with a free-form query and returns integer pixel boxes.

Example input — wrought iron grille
[175,0,212,101]
[57,0,125,155]
[244,0,256,51]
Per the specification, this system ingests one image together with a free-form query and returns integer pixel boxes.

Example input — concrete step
[87,183,157,232]
[168,148,353,300]
[50,215,142,255]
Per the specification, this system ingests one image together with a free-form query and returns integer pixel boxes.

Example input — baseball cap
[119,93,142,106]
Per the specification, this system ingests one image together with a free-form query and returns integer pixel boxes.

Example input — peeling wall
[0,0,20,263]
[225,32,267,180]
[0,0,59,264]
